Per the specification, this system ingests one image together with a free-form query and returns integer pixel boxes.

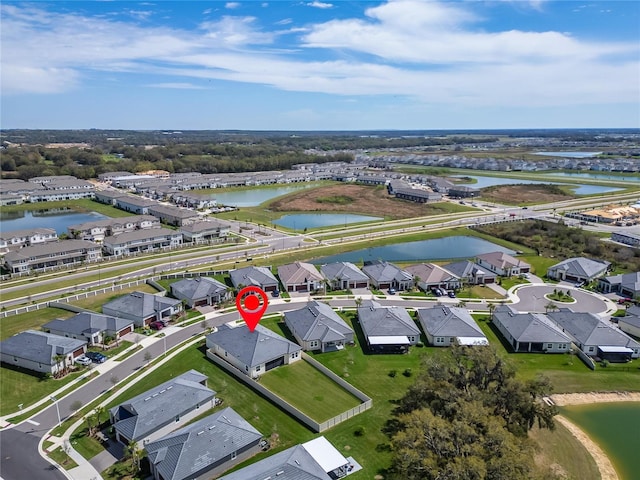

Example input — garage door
[118,326,133,337]
[295,285,308,292]
[265,357,284,371]
[484,278,495,284]
[355,282,368,288]
[72,347,85,358]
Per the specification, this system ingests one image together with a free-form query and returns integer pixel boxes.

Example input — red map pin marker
[236,286,269,332]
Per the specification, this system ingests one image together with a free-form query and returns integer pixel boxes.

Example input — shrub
[416,342,424,348]
[354,426,365,437]
[403,368,412,377]
[388,370,397,378]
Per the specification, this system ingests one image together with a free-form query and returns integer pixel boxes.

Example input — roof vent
[208,425,216,430]
[167,385,173,390]
[197,431,204,436]
[144,397,151,401]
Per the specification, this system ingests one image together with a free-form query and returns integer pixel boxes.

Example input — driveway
[511,284,614,316]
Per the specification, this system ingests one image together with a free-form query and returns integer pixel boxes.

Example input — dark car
[448,291,456,298]
[85,351,107,363]
[272,290,280,298]
[150,321,164,330]
[388,288,396,295]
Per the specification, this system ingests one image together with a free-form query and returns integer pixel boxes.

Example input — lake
[541,172,640,183]
[532,151,603,158]
[273,213,382,230]
[456,176,623,195]
[559,402,640,480]
[0,209,108,235]
[312,235,515,264]
[209,185,312,207]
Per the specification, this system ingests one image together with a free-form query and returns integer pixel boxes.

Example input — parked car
[86,351,107,363]
[272,290,280,298]
[618,297,633,304]
[388,288,396,295]
[74,355,92,366]
[150,321,164,330]
[448,291,456,298]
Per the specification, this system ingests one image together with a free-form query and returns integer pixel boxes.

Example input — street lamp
[50,396,61,427]
[163,335,167,356]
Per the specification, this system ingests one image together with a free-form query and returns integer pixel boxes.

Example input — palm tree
[487,303,496,321]
[456,299,467,309]
[95,405,105,429]
[126,440,143,472]
[545,301,558,314]
[53,354,66,377]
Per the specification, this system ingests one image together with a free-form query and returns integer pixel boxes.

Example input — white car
[74,355,92,366]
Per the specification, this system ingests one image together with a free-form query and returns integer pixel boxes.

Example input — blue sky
[1,0,638,130]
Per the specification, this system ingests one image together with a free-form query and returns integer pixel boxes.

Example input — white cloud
[1,0,637,114]
[225,2,241,9]
[147,82,205,89]
[306,1,333,9]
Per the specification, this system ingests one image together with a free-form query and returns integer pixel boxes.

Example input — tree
[95,405,105,428]
[126,440,143,472]
[386,344,556,480]
[487,303,496,321]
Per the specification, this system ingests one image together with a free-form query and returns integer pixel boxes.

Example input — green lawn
[0,307,74,340]
[475,315,640,392]
[48,446,78,470]
[259,360,362,423]
[70,284,159,312]
[0,365,86,416]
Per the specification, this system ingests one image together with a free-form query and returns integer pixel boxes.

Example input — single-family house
[109,370,216,447]
[320,262,369,291]
[492,305,571,353]
[219,436,355,480]
[598,271,640,298]
[475,252,531,277]
[170,276,231,308]
[0,330,87,375]
[618,309,640,339]
[229,266,279,292]
[417,306,488,347]
[277,262,324,292]
[43,312,134,345]
[145,407,263,480]
[361,260,414,291]
[405,263,461,291]
[444,260,496,285]
[548,309,640,361]
[357,300,421,353]
[284,301,354,352]
[546,257,610,284]
[102,291,183,327]
[206,324,301,378]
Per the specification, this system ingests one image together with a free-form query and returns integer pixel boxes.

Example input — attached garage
[72,347,86,358]
[265,357,285,371]
[118,326,133,337]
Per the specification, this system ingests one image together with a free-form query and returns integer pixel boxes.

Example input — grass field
[259,360,362,423]
[0,307,74,340]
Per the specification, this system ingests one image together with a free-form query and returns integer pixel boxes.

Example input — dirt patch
[478,184,572,204]
[268,184,453,219]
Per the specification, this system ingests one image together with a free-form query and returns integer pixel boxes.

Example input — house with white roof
[219,436,356,480]
[417,306,488,347]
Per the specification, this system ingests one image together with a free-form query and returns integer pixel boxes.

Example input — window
[547,344,553,349]
[256,365,261,372]
[231,451,237,460]
[175,415,180,422]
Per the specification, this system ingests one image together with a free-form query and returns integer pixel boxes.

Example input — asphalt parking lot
[511,284,614,316]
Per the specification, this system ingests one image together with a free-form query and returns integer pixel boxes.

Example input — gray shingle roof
[548,257,610,279]
[218,443,331,480]
[493,306,571,344]
[207,324,301,368]
[170,277,228,301]
[102,291,181,318]
[145,407,262,480]
[3,239,98,262]
[43,312,133,337]
[284,301,353,343]
[110,370,215,442]
[320,262,368,283]
[548,309,640,349]
[476,251,530,270]
[357,300,420,338]
[417,306,485,338]
[0,330,86,365]
[229,266,278,289]
[361,261,413,284]
[601,271,640,294]
[443,260,495,279]
[103,227,181,245]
